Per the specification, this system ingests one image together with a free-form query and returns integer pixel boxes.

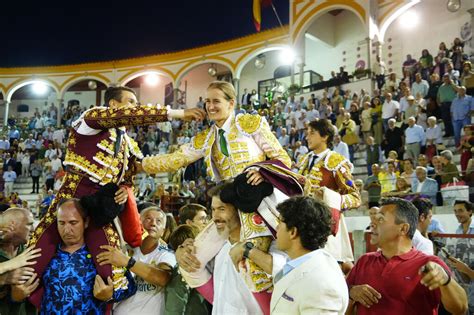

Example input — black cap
[220,173,273,213]
[80,183,124,227]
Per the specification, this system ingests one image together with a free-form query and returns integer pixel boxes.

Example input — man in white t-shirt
[381,93,400,131]
[97,206,176,314]
[411,198,434,255]
[294,141,309,164]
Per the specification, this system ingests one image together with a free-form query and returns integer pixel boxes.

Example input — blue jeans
[453,117,471,146]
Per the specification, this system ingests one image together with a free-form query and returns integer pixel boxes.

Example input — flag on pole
[253,0,272,32]
[253,0,262,32]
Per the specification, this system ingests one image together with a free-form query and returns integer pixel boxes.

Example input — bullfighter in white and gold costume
[298,119,361,263]
[143,81,291,312]
[141,83,291,181]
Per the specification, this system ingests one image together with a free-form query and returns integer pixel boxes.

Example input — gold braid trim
[235,113,262,135]
[142,148,191,174]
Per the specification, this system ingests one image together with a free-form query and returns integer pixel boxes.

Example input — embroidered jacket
[142,113,291,182]
[64,105,168,186]
[297,150,361,210]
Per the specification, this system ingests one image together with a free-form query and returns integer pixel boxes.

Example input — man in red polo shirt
[346,197,467,315]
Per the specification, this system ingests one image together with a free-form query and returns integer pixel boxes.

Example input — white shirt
[294,109,307,130]
[412,230,434,255]
[416,180,425,193]
[114,246,176,315]
[52,129,65,144]
[51,158,62,173]
[382,100,400,119]
[333,141,350,160]
[212,242,263,315]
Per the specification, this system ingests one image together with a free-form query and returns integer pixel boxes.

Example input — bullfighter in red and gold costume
[28,86,205,307]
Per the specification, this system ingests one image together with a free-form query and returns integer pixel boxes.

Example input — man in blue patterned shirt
[12,198,136,314]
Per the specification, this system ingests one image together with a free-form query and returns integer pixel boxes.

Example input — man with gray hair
[405,116,426,161]
[413,166,438,205]
[440,150,460,185]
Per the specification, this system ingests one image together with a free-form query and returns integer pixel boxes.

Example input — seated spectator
[411,198,434,255]
[293,141,308,164]
[165,225,211,315]
[278,128,289,147]
[355,179,369,209]
[379,162,398,194]
[346,197,467,314]
[0,207,36,315]
[400,158,417,186]
[382,176,411,199]
[364,164,382,208]
[440,150,460,185]
[12,199,136,313]
[454,200,473,234]
[386,150,401,171]
[412,166,438,205]
[180,182,195,199]
[272,196,348,314]
[99,205,175,314]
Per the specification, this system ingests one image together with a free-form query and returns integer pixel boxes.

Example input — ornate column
[3,101,10,126]
[56,99,63,128]
[232,78,240,103]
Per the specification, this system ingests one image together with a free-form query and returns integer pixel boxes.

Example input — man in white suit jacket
[271,196,348,314]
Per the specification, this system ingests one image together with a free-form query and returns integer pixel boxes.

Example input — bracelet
[442,273,451,286]
[126,257,136,270]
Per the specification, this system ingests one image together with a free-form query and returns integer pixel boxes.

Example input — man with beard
[175,183,287,315]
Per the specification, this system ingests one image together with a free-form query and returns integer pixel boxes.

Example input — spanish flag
[253,0,272,32]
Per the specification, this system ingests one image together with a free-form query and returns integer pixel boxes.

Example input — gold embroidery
[236,114,261,134]
[192,129,211,151]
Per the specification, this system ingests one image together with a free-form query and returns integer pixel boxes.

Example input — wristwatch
[126,257,137,270]
[243,242,254,259]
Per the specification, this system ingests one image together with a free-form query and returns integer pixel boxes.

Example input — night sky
[1,0,289,67]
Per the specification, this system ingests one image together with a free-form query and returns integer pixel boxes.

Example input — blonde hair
[207,81,236,101]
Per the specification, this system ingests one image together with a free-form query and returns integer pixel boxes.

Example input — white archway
[378,0,421,42]
[120,70,174,86]
[6,78,60,102]
[175,59,235,86]
[235,45,289,79]
[59,75,110,99]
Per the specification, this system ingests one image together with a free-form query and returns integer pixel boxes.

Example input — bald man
[0,208,36,315]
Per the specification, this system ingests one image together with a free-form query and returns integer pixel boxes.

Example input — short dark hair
[412,198,432,219]
[454,200,473,212]
[403,158,414,166]
[57,198,88,220]
[207,182,231,198]
[308,119,335,149]
[380,197,418,239]
[277,196,332,250]
[104,86,136,106]
[179,203,207,224]
[168,224,199,251]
